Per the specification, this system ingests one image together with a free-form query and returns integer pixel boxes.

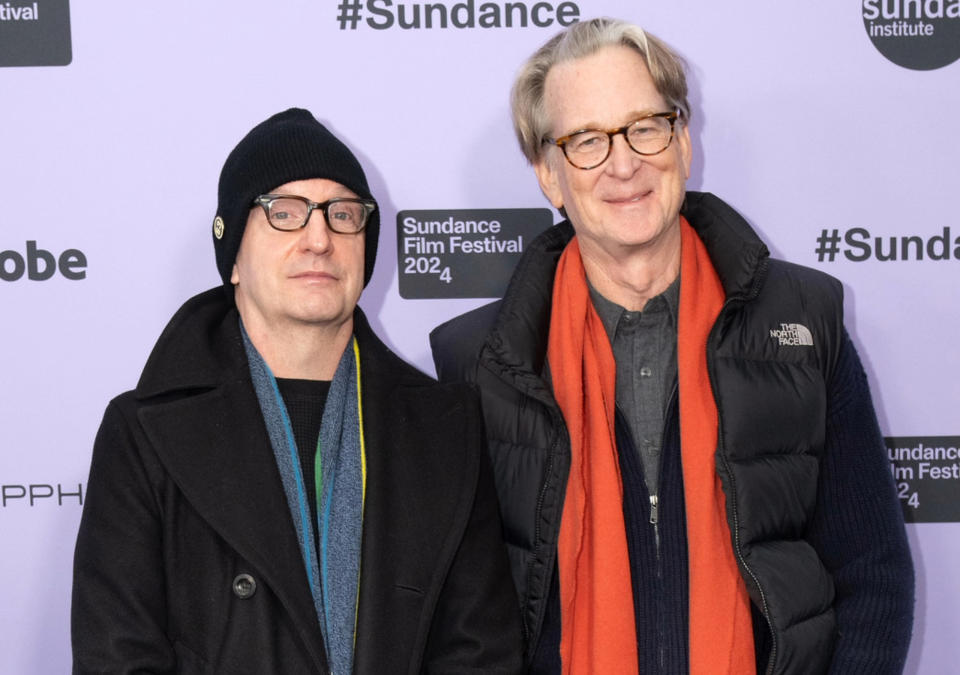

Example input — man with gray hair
[431,18,913,674]
[72,108,522,674]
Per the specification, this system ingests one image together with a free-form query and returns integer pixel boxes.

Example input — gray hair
[511,17,690,164]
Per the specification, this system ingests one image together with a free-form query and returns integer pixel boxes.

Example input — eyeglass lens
[564,116,674,168]
[265,197,368,233]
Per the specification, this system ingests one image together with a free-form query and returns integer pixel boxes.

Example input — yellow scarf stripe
[352,337,367,507]
[352,336,366,649]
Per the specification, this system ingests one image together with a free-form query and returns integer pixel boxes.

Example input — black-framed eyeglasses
[253,194,377,234]
[542,110,681,170]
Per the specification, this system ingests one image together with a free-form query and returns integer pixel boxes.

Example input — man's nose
[300,210,333,252]
[605,133,641,177]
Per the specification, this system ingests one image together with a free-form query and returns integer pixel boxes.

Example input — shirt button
[232,573,257,599]
[640,366,653,377]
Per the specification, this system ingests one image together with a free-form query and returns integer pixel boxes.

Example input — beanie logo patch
[213,216,225,240]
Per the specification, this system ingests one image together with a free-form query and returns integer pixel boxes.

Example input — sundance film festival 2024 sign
[397,208,552,298]
[0,0,71,67]
[888,437,960,522]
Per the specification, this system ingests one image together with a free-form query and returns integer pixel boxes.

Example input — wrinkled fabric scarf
[547,218,754,674]
[242,322,367,675]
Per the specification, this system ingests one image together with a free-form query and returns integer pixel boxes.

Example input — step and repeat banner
[2,1,957,671]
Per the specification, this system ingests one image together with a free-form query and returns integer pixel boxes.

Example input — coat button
[232,573,257,599]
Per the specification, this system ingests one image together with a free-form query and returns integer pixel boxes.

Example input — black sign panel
[397,208,552,299]
[887,436,960,522]
[0,0,71,67]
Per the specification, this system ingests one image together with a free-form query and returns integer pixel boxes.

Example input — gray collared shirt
[589,278,680,497]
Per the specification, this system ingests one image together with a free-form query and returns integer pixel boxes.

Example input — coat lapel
[353,317,412,669]
[133,291,328,670]
[350,312,477,673]
[138,381,328,669]
[353,315,433,672]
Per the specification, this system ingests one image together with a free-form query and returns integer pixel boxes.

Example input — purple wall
[1,1,956,671]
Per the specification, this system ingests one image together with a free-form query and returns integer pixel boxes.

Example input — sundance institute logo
[862,0,960,69]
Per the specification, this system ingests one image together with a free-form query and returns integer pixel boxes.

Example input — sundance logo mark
[338,0,580,30]
[862,0,960,70]
[0,0,71,67]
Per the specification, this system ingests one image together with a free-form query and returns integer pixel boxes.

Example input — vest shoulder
[721,258,846,375]
[764,258,844,306]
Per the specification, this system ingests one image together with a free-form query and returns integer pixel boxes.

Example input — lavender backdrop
[2,1,957,671]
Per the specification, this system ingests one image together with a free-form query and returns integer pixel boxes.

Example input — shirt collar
[588,276,680,343]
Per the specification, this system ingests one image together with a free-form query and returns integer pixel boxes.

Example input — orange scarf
[547,218,755,674]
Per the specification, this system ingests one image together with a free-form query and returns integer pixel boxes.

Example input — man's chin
[292,305,354,329]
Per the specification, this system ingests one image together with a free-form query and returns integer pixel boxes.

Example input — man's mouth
[291,270,336,281]
[606,189,651,204]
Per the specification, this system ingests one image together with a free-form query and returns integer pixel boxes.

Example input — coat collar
[135,288,427,397]
[480,220,571,401]
[134,288,244,397]
[680,191,770,303]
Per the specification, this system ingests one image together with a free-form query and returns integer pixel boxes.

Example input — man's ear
[533,156,564,209]
[678,123,693,180]
[230,263,240,285]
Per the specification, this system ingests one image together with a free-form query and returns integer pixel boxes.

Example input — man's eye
[331,207,364,227]
[571,134,604,151]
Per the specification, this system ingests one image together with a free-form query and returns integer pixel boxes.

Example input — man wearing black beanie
[72,108,523,674]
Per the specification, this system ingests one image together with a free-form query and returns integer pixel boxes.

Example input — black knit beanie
[212,108,379,289]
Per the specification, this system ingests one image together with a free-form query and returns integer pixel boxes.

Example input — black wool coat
[72,288,523,674]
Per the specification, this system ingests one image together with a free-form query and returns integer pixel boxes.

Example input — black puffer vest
[431,192,842,674]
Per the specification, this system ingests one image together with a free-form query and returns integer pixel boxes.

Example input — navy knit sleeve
[806,329,915,674]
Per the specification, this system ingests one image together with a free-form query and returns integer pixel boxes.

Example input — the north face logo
[769,323,814,346]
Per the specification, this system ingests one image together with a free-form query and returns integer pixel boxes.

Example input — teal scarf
[242,321,366,675]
